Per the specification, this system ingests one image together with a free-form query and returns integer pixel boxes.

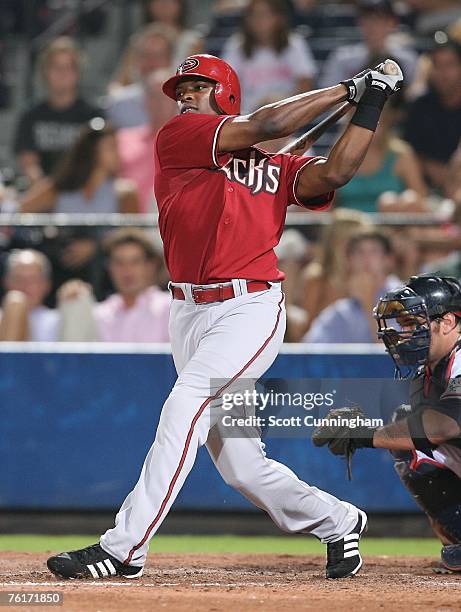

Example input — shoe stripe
[344,549,360,559]
[344,542,359,551]
[104,559,117,576]
[350,556,363,576]
[123,567,144,579]
[96,561,108,577]
[357,510,368,534]
[87,564,99,579]
[344,533,360,542]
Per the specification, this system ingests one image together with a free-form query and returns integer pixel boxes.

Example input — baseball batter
[47,54,403,580]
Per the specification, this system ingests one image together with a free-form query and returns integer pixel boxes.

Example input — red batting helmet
[162,54,241,115]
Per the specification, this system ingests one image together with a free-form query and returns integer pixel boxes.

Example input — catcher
[312,274,461,572]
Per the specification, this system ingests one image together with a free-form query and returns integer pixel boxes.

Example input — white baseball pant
[100,282,361,566]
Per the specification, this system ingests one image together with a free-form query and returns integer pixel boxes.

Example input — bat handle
[278,101,352,155]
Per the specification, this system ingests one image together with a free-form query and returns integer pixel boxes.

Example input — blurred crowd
[2,0,461,343]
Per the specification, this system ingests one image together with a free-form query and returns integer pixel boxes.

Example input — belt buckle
[191,282,229,304]
[191,285,214,304]
[191,287,204,303]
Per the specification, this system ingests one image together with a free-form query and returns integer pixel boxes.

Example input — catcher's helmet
[374,275,461,375]
[162,54,241,115]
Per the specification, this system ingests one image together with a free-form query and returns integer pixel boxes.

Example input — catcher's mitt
[312,406,376,480]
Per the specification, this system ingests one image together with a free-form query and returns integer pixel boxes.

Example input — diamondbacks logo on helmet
[177,58,199,74]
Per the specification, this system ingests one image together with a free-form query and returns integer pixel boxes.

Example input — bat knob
[382,59,400,76]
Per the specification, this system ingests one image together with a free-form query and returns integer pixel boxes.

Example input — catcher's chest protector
[394,346,461,542]
[409,347,461,451]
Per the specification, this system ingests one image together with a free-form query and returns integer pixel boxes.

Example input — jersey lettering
[221,152,281,196]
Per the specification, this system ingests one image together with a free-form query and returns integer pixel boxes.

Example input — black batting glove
[341,69,372,104]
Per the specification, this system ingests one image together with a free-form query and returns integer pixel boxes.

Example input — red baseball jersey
[154,113,334,284]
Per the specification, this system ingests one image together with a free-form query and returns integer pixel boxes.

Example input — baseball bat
[278,59,400,155]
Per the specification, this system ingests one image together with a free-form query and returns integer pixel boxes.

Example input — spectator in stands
[300,208,371,335]
[141,0,202,66]
[319,0,418,93]
[13,37,102,184]
[106,24,175,129]
[304,230,400,343]
[402,36,461,195]
[57,228,171,343]
[20,119,138,215]
[222,0,317,113]
[336,96,428,213]
[19,119,139,295]
[0,249,59,341]
[117,69,177,213]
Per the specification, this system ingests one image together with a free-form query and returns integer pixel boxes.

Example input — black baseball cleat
[441,544,461,572]
[325,509,368,579]
[47,543,143,579]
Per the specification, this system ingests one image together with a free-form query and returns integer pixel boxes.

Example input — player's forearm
[317,123,374,188]
[372,421,416,451]
[372,411,460,451]
[248,85,348,141]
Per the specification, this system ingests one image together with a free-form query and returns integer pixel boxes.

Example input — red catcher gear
[162,54,241,115]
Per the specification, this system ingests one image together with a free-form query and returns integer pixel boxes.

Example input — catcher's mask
[374,275,461,377]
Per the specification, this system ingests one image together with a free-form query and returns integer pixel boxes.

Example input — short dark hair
[346,230,393,257]
[103,228,159,261]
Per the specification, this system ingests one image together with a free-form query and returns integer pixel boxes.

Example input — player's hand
[341,68,372,104]
[312,407,369,456]
[312,406,376,479]
[366,60,404,97]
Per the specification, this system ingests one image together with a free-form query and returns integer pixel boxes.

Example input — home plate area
[2,552,460,611]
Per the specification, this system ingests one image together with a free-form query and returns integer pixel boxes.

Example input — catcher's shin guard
[394,455,461,544]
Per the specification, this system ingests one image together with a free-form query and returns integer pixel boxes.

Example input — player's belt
[171,281,271,304]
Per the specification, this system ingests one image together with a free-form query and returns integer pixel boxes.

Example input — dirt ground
[1,552,460,612]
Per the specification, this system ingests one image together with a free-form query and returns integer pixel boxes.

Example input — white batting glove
[341,69,372,104]
[366,60,404,97]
